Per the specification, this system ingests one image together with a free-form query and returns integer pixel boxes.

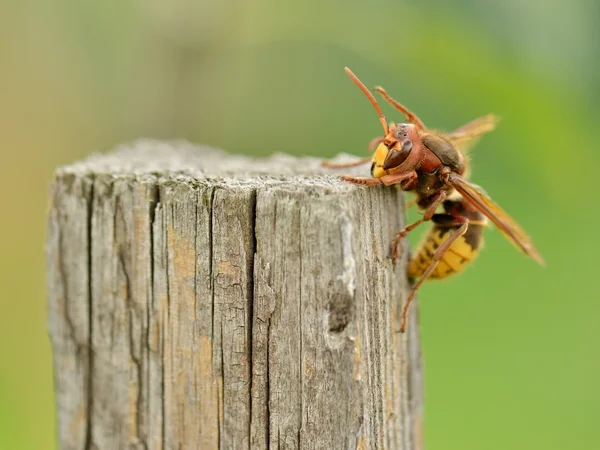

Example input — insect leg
[374,86,426,130]
[322,157,372,169]
[340,176,383,186]
[400,219,469,333]
[322,136,386,168]
[341,170,417,187]
[391,190,448,260]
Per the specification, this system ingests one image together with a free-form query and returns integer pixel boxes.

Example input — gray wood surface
[46,140,423,450]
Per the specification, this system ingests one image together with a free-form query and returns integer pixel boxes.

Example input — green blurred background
[1,0,598,449]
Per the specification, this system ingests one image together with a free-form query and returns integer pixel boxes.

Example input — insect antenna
[374,86,426,130]
[345,67,389,135]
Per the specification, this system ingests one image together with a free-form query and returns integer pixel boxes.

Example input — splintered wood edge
[47,139,423,450]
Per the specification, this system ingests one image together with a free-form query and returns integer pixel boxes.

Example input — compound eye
[382,140,412,169]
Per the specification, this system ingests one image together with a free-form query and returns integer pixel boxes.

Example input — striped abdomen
[408,199,487,280]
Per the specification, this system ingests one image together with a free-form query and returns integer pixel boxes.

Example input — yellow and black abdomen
[409,219,485,280]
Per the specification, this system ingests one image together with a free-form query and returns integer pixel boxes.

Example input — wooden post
[46,140,423,450]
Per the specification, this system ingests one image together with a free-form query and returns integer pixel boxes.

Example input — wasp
[326,68,544,332]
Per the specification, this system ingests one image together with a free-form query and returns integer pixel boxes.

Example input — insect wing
[447,114,500,152]
[448,173,545,265]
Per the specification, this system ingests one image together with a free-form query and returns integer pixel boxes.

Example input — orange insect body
[325,67,543,332]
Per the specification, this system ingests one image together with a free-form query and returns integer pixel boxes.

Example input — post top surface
[57,139,367,190]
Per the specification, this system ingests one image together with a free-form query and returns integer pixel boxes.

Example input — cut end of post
[47,140,423,449]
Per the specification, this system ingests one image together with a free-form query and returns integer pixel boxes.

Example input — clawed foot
[322,160,339,168]
[340,175,382,186]
[399,317,409,333]
[391,232,408,261]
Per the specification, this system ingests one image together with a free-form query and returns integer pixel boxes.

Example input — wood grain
[47,140,423,450]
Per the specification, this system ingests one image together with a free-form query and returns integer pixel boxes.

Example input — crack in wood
[46,142,423,450]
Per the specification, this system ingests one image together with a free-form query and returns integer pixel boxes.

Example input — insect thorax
[421,134,465,173]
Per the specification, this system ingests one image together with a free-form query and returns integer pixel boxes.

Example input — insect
[327,67,544,332]
[407,195,487,301]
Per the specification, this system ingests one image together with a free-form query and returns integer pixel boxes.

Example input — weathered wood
[47,140,423,450]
